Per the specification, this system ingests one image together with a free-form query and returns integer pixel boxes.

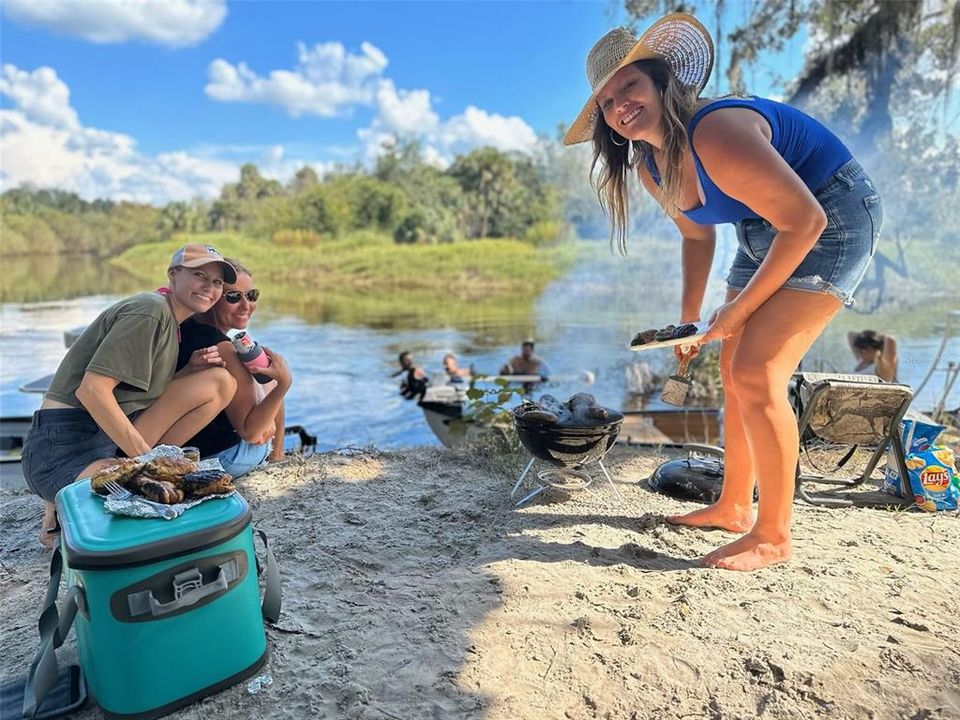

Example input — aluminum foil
[92,446,233,520]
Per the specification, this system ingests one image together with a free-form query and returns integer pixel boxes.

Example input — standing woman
[177,259,292,477]
[22,245,239,547]
[565,15,881,570]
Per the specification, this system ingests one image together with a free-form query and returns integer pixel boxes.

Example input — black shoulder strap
[23,545,82,718]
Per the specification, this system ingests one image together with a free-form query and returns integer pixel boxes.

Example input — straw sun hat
[563,13,714,146]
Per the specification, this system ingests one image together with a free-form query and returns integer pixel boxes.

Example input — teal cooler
[55,480,270,719]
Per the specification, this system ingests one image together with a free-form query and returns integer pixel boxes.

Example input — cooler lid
[57,480,253,569]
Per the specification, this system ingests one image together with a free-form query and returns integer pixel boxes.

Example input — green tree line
[0,142,571,258]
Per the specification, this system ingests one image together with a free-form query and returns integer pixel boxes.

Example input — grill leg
[515,484,548,507]
[510,458,536,498]
[597,459,623,504]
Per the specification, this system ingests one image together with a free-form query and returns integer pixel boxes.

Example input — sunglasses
[223,289,260,304]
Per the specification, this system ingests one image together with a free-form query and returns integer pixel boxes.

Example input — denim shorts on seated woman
[21,408,119,502]
[726,158,882,306]
[209,439,269,479]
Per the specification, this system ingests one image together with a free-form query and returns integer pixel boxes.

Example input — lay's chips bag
[903,444,960,512]
[883,417,946,497]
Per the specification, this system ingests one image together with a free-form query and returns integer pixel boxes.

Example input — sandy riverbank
[2,443,958,719]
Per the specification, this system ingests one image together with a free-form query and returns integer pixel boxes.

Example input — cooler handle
[23,544,84,719]
[127,559,239,618]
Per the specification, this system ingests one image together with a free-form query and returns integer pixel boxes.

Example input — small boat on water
[418,377,723,448]
[619,406,722,445]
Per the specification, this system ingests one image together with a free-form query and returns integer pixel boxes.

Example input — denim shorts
[21,408,119,502]
[726,158,882,306]
[210,440,269,479]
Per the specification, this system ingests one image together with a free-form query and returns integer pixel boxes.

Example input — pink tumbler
[231,331,272,384]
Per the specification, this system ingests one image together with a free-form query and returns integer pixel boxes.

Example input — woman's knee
[727,356,780,408]
[209,368,237,405]
[181,367,236,406]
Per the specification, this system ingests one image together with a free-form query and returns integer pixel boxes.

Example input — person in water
[394,351,429,400]
[442,353,471,384]
[848,330,898,382]
[21,244,238,547]
[566,14,881,570]
[500,340,551,380]
[177,258,293,477]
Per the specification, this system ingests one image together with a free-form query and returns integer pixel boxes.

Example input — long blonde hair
[590,58,698,255]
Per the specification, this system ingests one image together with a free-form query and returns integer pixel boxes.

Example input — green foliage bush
[273,228,323,248]
[0,191,163,257]
[393,212,426,245]
[293,184,351,237]
[3,212,61,254]
[523,220,573,247]
[326,174,408,232]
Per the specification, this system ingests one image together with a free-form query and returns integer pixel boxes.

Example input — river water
[1,250,957,451]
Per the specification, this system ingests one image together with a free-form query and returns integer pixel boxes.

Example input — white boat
[418,384,471,448]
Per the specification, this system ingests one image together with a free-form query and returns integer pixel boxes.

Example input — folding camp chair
[792,372,914,507]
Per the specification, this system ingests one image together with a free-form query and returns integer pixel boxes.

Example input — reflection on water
[0,254,546,339]
[0,254,144,303]
[1,250,957,449]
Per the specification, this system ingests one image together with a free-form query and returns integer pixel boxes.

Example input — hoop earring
[609,130,628,147]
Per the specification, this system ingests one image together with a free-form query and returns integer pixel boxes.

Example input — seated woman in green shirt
[21,244,239,548]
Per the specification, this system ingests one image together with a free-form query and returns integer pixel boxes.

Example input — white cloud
[205,41,389,117]
[374,80,438,135]
[0,64,78,130]
[438,106,539,154]
[358,79,538,166]
[206,41,539,163]
[0,64,329,204]
[2,0,226,47]
[0,105,236,203]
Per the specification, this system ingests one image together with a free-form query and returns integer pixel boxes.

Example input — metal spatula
[661,353,693,406]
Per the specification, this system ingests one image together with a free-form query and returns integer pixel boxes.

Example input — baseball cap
[168,244,237,283]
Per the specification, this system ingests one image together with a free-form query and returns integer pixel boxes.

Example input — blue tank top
[645,96,853,225]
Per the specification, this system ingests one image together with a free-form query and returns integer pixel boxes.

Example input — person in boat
[567,14,881,570]
[500,340,551,380]
[394,351,429,400]
[177,258,293,478]
[848,330,898,382]
[442,353,471,384]
[21,244,238,548]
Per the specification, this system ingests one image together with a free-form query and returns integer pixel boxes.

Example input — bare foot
[666,503,754,533]
[39,502,60,550]
[701,531,792,571]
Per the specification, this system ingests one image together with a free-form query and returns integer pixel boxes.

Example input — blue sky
[0,1,808,205]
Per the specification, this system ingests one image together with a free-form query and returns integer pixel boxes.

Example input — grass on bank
[115,231,574,289]
[109,231,577,330]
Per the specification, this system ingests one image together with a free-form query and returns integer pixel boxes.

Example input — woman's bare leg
[39,457,120,548]
[702,288,841,571]
[36,370,234,549]
[134,368,236,447]
[669,289,755,532]
[39,502,59,549]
